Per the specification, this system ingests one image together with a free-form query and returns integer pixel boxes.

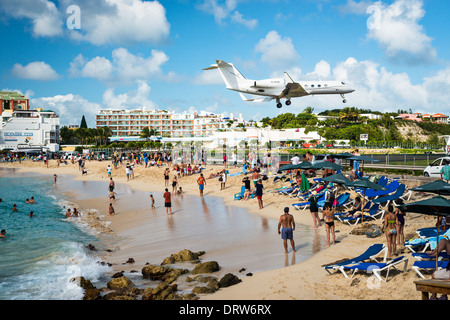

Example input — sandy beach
[0,158,441,300]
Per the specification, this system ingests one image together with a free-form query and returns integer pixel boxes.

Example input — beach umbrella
[398,196,450,269]
[322,173,352,185]
[410,180,450,196]
[278,163,295,172]
[291,161,314,170]
[312,161,344,171]
[322,173,352,208]
[345,179,388,222]
[300,172,310,192]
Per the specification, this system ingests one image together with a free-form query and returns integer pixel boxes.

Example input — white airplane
[204,60,355,108]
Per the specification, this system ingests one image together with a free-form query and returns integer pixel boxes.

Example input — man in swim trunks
[197,174,206,198]
[278,207,296,253]
[163,188,172,215]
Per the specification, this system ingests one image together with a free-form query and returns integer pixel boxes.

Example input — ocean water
[0,169,111,300]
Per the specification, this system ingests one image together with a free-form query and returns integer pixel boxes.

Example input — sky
[1,0,450,127]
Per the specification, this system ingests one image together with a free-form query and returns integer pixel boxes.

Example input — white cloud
[11,61,60,81]
[342,0,437,63]
[102,80,157,109]
[197,0,258,29]
[0,0,64,37]
[254,31,301,76]
[0,0,170,45]
[67,0,170,45]
[69,48,174,84]
[231,11,258,29]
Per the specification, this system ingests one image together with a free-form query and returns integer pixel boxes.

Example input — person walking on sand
[163,188,172,215]
[108,203,115,216]
[164,168,170,187]
[172,175,178,195]
[109,177,115,193]
[322,203,335,247]
[278,207,296,253]
[150,194,155,209]
[197,173,206,198]
[255,179,264,209]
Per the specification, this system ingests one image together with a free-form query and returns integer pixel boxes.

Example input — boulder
[106,276,135,291]
[142,282,179,300]
[83,288,101,300]
[70,276,95,290]
[191,261,220,274]
[141,265,188,283]
[219,273,242,288]
[161,249,205,265]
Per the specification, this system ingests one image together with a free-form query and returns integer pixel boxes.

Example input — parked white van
[423,157,450,178]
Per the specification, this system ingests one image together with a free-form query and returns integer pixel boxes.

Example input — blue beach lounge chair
[412,260,449,279]
[412,252,450,261]
[372,184,412,207]
[338,256,408,282]
[323,244,387,274]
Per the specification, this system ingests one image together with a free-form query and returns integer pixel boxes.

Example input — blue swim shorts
[281,227,293,240]
[199,184,204,190]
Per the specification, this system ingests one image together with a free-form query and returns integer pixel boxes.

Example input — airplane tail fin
[203,60,247,90]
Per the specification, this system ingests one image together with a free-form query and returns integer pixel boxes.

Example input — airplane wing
[239,93,274,102]
[278,72,309,99]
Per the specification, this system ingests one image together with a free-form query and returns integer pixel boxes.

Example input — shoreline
[0,159,439,300]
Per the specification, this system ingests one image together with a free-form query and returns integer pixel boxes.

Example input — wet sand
[55,174,324,277]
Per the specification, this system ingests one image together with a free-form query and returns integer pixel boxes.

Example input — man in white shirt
[291,154,300,165]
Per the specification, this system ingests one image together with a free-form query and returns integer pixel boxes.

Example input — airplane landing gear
[277,103,283,108]
[341,94,347,104]
[285,100,291,106]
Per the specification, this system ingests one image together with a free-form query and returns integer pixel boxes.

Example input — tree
[140,127,151,140]
[80,115,88,129]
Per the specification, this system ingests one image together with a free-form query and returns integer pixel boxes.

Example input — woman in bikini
[395,200,406,246]
[322,203,335,247]
[384,205,398,259]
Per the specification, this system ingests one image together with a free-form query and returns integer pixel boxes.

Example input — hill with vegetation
[260,107,449,147]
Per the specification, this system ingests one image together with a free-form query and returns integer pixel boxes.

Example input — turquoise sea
[0,169,111,300]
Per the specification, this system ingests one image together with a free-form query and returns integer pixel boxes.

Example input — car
[423,157,450,178]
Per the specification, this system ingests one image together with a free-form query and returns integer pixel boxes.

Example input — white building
[0,109,60,152]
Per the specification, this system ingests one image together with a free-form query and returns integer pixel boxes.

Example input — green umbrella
[291,162,314,170]
[322,173,351,185]
[312,161,343,171]
[410,180,450,196]
[398,196,450,269]
[345,180,388,222]
[300,172,310,192]
[278,163,295,172]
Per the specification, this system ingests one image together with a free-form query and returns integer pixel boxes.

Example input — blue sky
[1,0,450,127]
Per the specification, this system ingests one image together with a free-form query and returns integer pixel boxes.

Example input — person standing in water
[278,207,296,253]
[163,188,172,215]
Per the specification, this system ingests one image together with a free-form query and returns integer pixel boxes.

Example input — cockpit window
[341,82,346,85]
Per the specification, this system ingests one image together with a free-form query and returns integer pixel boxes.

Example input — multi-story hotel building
[95,109,233,138]
[0,91,60,152]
